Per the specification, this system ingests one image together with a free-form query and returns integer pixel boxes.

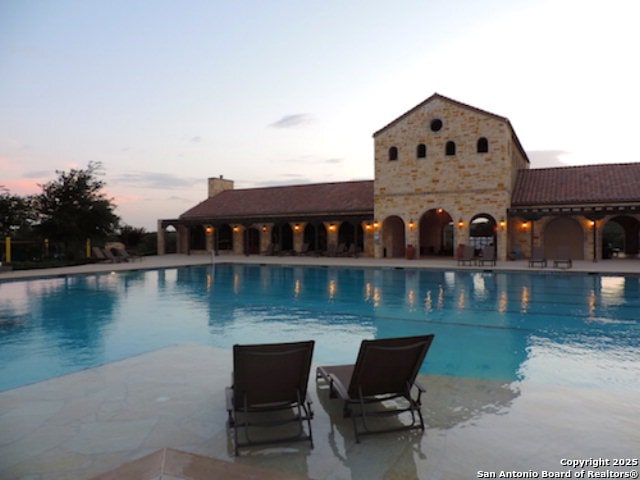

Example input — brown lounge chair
[316,334,435,443]
[226,340,315,456]
[528,246,547,268]
[457,245,475,266]
[477,245,496,266]
[553,245,573,269]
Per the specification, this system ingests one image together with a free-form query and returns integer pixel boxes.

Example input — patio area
[1,342,637,479]
[1,254,639,479]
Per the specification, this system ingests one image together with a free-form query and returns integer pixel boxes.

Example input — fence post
[86,238,91,259]
[4,237,10,264]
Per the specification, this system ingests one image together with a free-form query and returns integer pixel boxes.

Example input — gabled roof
[373,93,529,163]
[512,163,640,206]
[180,180,374,221]
[373,93,511,137]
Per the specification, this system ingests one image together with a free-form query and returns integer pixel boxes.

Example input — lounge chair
[553,245,573,269]
[102,247,123,263]
[92,247,112,263]
[457,245,476,266]
[528,246,547,268]
[226,340,315,456]
[477,245,496,266]
[316,334,435,443]
[114,246,142,262]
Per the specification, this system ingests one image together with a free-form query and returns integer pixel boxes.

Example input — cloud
[190,136,202,143]
[269,114,315,129]
[23,170,54,179]
[111,172,201,189]
[527,150,571,169]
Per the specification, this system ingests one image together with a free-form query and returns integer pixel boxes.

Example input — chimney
[208,175,234,197]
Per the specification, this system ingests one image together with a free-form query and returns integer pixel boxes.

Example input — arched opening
[189,225,206,251]
[603,216,640,258]
[445,141,456,156]
[388,146,398,161]
[303,223,327,254]
[338,222,364,254]
[470,215,496,257]
[246,227,260,254]
[382,216,405,258]
[544,217,584,260]
[477,137,489,153]
[272,223,294,252]
[163,224,177,254]
[217,224,233,251]
[419,209,454,257]
[417,143,427,158]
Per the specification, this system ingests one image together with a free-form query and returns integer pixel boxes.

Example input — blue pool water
[1,264,639,392]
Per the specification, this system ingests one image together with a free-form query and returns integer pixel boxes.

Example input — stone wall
[373,95,528,260]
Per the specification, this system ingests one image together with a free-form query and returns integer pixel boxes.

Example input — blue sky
[1,0,639,230]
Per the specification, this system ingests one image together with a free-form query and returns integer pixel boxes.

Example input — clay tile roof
[512,163,640,206]
[180,180,374,220]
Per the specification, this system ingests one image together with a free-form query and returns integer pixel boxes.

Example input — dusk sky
[2,0,639,230]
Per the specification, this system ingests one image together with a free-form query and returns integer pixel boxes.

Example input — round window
[430,119,443,132]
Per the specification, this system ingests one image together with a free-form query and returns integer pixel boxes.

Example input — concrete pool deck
[1,254,639,479]
[2,252,640,281]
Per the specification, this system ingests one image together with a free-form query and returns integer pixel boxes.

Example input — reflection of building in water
[371,269,529,382]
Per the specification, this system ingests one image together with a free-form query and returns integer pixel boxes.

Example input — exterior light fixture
[373,221,379,229]
[522,221,528,229]
[458,218,464,228]
[205,225,213,234]
[499,217,506,229]
[408,220,415,230]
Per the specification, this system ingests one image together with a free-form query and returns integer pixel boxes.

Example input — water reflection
[2,265,639,392]
[195,265,639,386]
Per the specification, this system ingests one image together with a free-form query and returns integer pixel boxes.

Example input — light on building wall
[521,221,528,229]
[373,221,379,229]
[329,224,336,231]
[458,218,464,228]
[233,226,240,233]
[589,220,596,228]
[499,217,506,229]
[294,224,300,231]
[205,225,213,234]
[437,208,443,214]
[408,219,415,230]
[262,225,267,232]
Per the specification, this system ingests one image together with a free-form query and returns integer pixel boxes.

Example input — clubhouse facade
[158,94,640,262]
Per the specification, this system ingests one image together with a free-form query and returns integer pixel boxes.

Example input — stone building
[158,93,640,262]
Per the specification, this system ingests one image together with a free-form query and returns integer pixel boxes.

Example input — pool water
[1,264,639,392]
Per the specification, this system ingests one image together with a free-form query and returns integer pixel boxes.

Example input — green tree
[0,187,35,238]
[118,225,146,248]
[34,162,120,259]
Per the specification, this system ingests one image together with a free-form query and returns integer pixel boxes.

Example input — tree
[0,187,35,238]
[118,225,147,247]
[34,162,120,259]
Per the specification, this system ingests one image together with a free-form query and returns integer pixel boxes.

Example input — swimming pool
[1,264,639,392]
